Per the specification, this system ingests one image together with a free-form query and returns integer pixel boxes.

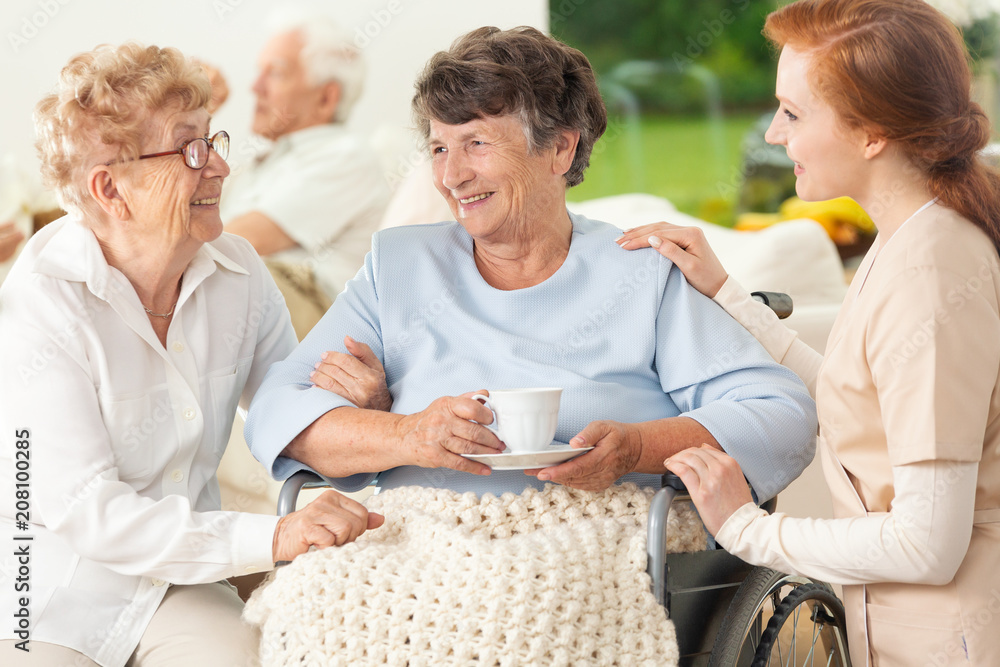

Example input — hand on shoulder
[617,222,728,298]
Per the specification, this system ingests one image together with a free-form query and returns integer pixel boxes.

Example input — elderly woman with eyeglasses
[0,43,382,667]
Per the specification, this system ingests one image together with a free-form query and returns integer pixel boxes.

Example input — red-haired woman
[620,0,1000,663]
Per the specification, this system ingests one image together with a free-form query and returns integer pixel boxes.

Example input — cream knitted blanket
[245,483,706,666]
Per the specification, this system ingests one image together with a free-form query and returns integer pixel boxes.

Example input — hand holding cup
[471,387,563,453]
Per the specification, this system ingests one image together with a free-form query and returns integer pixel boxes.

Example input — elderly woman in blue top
[245,26,816,500]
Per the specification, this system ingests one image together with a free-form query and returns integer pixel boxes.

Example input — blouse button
[151,578,165,587]
[170,469,184,483]
[172,341,184,353]
[183,408,196,421]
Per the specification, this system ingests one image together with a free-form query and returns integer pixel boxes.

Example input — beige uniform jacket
[812,204,1000,665]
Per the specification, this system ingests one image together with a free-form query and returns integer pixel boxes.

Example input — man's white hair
[270,12,366,123]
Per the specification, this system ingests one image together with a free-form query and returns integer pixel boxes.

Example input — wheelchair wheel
[707,567,848,667]
[752,582,849,667]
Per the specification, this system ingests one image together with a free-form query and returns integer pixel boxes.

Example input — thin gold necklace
[144,299,178,319]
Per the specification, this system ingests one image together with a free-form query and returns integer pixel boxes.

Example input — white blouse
[0,218,297,666]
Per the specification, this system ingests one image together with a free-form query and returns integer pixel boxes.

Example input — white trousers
[0,581,259,666]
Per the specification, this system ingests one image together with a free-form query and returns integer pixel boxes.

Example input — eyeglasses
[136,131,230,169]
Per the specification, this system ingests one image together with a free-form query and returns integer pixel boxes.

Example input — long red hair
[765,0,1000,249]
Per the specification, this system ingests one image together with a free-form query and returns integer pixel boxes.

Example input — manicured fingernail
[320,352,329,360]
[648,235,662,248]
[313,361,321,369]
[570,436,585,446]
[538,473,550,481]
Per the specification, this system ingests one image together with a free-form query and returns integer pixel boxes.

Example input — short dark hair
[412,26,607,187]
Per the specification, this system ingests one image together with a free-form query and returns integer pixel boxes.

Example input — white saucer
[463,445,595,470]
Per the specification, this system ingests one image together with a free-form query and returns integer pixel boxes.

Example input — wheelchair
[274,292,851,666]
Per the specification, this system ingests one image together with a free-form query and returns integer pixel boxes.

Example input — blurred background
[553,0,1000,233]
[1,0,998,255]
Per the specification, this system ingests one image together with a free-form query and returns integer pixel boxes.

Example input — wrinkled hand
[0,221,25,263]
[311,336,392,411]
[272,489,384,562]
[664,444,754,536]
[196,61,230,115]
[527,420,641,492]
[616,222,728,299]
[395,391,504,476]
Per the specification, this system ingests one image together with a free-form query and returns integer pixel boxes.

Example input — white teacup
[471,388,563,453]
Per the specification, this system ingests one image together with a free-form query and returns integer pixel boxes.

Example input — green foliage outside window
[550,0,780,113]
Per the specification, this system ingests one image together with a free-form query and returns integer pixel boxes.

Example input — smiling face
[116,106,229,246]
[251,30,332,141]
[764,46,872,202]
[429,114,572,244]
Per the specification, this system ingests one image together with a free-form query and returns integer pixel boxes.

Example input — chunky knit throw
[245,483,706,666]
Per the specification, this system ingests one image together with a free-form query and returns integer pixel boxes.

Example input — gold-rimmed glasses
[134,131,230,169]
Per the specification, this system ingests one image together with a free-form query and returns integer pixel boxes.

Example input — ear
[87,166,131,221]
[552,129,581,177]
[316,81,342,124]
[863,133,888,160]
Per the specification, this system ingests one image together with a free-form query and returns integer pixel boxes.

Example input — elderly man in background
[218,17,389,339]
[0,223,23,263]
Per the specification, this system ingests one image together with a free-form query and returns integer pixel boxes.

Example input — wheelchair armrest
[276,469,335,517]
[646,473,778,608]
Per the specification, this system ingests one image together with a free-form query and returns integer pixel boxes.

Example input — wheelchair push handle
[662,472,687,493]
[751,291,793,319]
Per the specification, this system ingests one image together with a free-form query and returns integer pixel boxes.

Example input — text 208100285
[12,428,32,652]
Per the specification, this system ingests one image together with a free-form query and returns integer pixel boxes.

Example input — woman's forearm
[631,416,721,473]
[715,459,977,586]
[713,277,824,397]
[282,407,410,478]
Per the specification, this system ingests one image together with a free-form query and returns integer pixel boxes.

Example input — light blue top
[246,213,817,501]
